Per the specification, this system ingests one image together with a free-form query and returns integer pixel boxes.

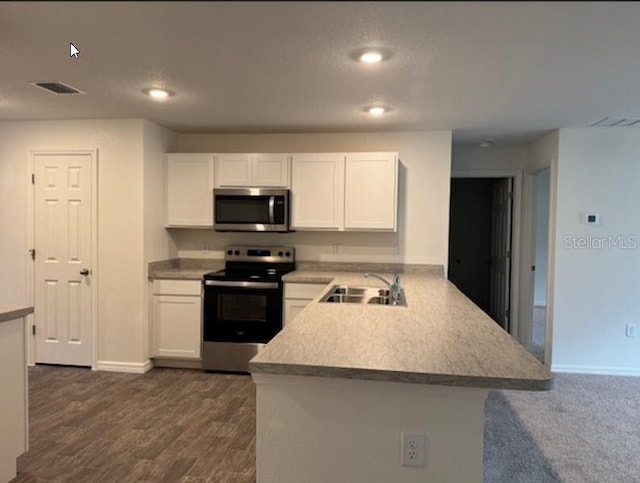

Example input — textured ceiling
[1,2,640,145]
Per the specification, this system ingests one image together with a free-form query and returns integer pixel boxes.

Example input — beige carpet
[485,372,640,482]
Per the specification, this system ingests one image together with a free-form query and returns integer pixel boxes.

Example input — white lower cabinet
[152,280,202,359]
[284,283,327,326]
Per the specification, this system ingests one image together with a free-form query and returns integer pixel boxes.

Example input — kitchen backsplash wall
[170,229,400,263]
[174,130,452,266]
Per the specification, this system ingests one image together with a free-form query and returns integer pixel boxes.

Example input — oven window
[218,293,268,322]
[216,197,270,224]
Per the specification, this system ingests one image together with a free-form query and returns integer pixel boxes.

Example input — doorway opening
[527,168,550,362]
[448,177,514,332]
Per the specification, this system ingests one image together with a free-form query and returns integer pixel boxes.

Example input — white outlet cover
[401,431,425,467]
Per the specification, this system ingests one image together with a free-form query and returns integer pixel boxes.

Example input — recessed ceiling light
[143,88,174,100]
[368,106,387,116]
[360,51,383,63]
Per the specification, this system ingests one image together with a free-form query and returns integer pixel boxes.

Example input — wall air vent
[591,117,640,127]
[31,81,85,95]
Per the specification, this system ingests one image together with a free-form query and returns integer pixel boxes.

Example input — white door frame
[25,149,99,369]
[522,162,556,367]
[451,169,522,340]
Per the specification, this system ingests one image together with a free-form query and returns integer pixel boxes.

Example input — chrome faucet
[364,273,402,305]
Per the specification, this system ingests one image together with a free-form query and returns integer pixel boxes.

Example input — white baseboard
[94,359,153,374]
[152,358,202,370]
[552,364,640,377]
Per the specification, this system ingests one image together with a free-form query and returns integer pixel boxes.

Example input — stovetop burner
[203,245,296,282]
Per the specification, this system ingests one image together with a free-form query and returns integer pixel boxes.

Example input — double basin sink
[319,285,407,307]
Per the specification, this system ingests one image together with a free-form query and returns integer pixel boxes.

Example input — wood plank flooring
[13,365,256,482]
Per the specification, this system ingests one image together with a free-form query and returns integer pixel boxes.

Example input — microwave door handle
[268,196,275,224]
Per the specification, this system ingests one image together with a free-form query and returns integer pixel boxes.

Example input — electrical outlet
[201,242,210,253]
[393,245,401,256]
[401,431,425,467]
[332,244,340,254]
[626,323,637,338]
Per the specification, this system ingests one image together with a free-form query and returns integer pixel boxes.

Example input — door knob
[80,268,90,276]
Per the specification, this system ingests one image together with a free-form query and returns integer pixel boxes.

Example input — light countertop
[0,305,34,323]
[251,270,553,391]
[148,258,224,280]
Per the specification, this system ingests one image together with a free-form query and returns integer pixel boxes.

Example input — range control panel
[224,246,295,263]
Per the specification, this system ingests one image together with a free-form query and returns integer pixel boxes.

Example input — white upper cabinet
[344,152,398,231]
[165,154,214,227]
[164,151,398,231]
[291,154,345,230]
[253,153,290,186]
[215,153,253,187]
[215,153,290,188]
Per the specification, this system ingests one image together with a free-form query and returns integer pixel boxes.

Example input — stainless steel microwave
[214,188,290,232]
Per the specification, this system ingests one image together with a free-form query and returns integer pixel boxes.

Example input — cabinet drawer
[285,282,327,300]
[153,279,202,296]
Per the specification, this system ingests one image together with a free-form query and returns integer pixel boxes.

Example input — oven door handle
[268,196,275,224]
[204,280,279,289]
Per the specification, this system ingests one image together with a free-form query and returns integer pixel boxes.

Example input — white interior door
[34,152,94,366]
[489,178,513,330]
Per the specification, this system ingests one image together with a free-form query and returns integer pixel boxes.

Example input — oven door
[203,280,283,343]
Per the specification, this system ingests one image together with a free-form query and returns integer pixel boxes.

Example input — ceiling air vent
[31,81,85,95]
[591,117,640,127]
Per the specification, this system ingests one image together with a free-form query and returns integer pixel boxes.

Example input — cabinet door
[152,295,202,359]
[165,154,214,227]
[215,153,252,187]
[253,154,290,187]
[284,299,311,326]
[291,154,345,229]
[345,153,398,231]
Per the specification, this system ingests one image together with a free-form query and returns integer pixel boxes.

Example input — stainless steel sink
[319,285,407,307]
[367,296,392,305]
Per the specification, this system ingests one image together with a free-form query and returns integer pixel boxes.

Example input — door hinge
[32,325,36,336]
[29,248,36,261]
[531,265,536,271]
[506,309,510,319]
[31,173,35,185]
[507,250,512,258]
[508,191,514,200]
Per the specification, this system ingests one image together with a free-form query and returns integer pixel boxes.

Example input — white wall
[255,374,487,483]
[0,119,160,367]
[175,131,452,266]
[143,121,178,266]
[552,128,640,374]
[142,120,178,361]
[533,169,550,306]
[451,146,528,171]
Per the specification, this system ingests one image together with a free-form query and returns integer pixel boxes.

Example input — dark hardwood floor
[13,365,256,482]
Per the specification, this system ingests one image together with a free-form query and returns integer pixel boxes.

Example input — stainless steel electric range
[202,245,295,372]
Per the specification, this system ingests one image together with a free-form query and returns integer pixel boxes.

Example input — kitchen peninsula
[250,266,552,483]
[0,305,32,483]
